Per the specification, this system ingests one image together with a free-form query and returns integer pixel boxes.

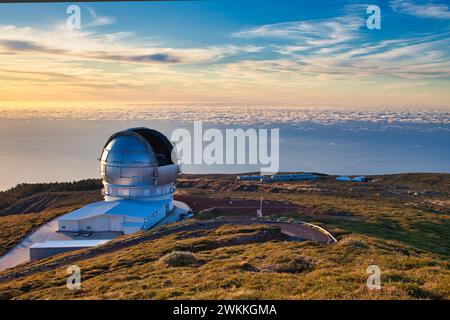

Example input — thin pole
[260,196,263,217]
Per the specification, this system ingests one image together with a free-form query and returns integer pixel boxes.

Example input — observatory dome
[100,128,179,202]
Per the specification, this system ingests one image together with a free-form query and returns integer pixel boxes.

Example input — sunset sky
[0,0,450,106]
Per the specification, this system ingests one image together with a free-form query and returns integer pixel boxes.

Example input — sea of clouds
[0,104,449,126]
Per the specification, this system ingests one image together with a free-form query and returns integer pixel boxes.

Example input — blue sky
[0,0,449,106]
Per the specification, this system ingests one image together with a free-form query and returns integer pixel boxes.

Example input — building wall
[30,246,86,260]
[58,201,171,233]
[140,207,167,231]
[58,219,79,232]
[79,215,111,232]
[123,226,141,235]
[124,216,144,223]
[108,215,123,232]
[104,185,174,202]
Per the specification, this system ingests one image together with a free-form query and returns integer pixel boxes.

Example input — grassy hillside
[0,190,102,256]
[0,173,449,299]
[0,179,102,214]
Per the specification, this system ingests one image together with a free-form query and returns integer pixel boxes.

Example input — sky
[0,0,450,106]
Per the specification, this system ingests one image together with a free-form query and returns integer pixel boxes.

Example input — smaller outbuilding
[336,176,367,182]
[237,175,265,181]
[270,173,320,182]
[336,176,352,181]
[30,240,111,260]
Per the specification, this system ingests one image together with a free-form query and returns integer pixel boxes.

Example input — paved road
[218,218,333,243]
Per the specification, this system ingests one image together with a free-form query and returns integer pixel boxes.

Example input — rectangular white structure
[58,199,170,234]
[30,240,112,260]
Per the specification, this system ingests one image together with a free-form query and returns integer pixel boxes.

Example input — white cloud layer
[0,24,261,65]
[85,7,117,27]
[0,104,448,125]
[231,7,450,80]
[233,11,365,47]
[391,0,450,19]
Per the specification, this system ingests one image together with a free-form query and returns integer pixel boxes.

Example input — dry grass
[0,190,101,257]
[337,236,370,250]
[0,228,448,300]
[0,208,67,257]
[0,174,449,300]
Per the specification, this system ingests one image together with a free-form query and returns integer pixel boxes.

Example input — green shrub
[159,251,201,267]
[237,262,259,272]
[264,256,313,274]
[338,236,370,250]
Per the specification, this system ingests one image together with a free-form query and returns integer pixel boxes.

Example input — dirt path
[0,218,335,282]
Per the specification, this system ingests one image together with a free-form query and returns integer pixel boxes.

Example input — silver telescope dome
[100,128,179,201]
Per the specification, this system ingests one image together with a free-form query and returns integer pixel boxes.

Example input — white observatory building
[57,127,187,235]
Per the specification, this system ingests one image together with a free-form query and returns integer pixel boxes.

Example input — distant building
[237,173,320,182]
[237,175,266,181]
[336,176,366,182]
[269,173,320,182]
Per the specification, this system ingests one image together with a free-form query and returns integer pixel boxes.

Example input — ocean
[0,105,449,191]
